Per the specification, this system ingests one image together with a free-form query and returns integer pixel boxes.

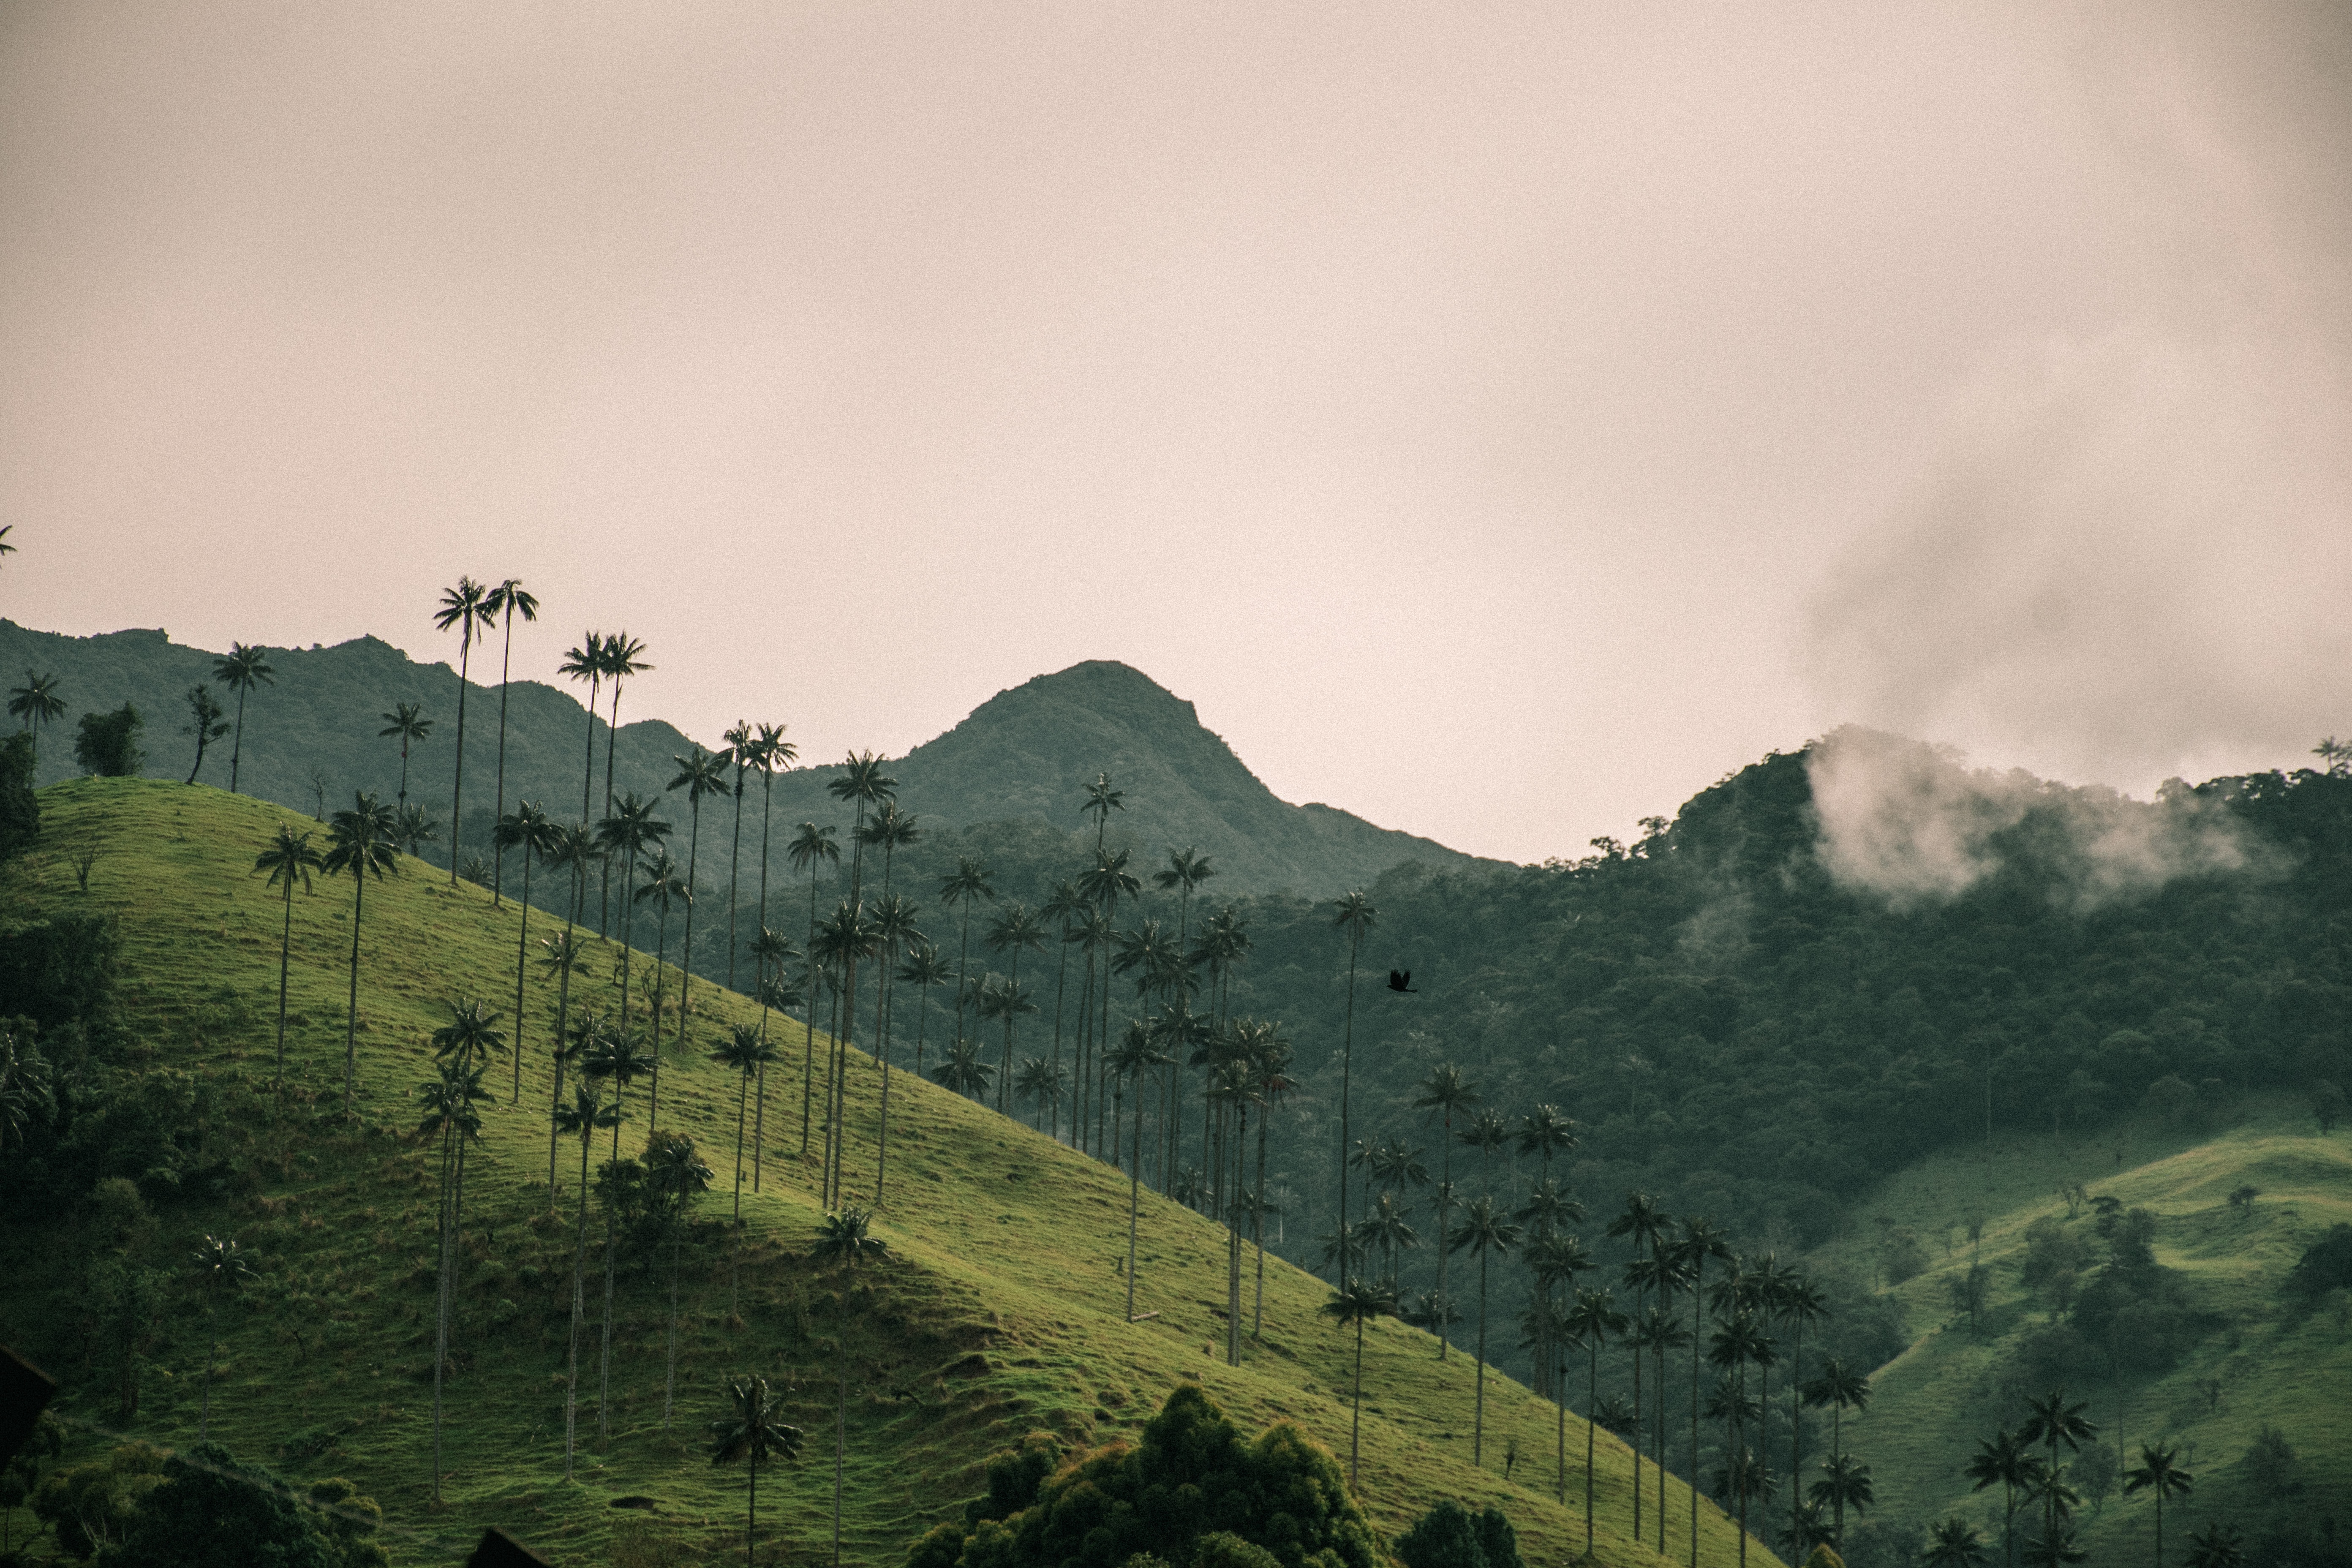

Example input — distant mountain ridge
[0,621,1487,894]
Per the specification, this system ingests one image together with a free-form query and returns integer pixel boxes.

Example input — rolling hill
[0,779,1748,1568]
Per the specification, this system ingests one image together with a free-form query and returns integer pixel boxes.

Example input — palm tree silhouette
[810,901,879,1207]
[189,1234,253,1442]
[749,926,802,1190]
[557,632,605,825]
[985,904,1047,1113]
[1107,1021,1173,1322]
[1064,905,1112,1156]
[1711,1309,1778,1562]
[825,750,897,904]
[595,792,670,1034]
[867,893,922,1205]
[751,723,796,954]
[210,644,273,795]
[930,1037,991,1100]
[1081,770,1125,849]
[180,683,229,784]
[1331,889,1376,1279]
[322,793,399,1112]
[896,942,950,1086]
[647,1131,713,1430]
[722,722,757,990]
[2018,1391,2097,1549]
[1321,1277,1398,1489]
[938,855,996,1062]
[667,745,732,1051]
[1565,1286,1628,1555]
[6,671,65,771]
[1810,1453,1876,1556]
[1775,1268,1829,1551]
[710,1374,804,1568]
[1671,1216,1732,1568]
[595,632,653,930]
[1805,1358,1874,1549]
[376,702,431,808]
[1243,1021,1295,1337]
[1966,1427,2043,1568]
[2181,1524,2242,1568]
[1152,847,1217,1163]
[252,825,321,1088]
[1526,1230,1592,1501]
[1449,1193,1523,1467]
[1925,1517,1989,1568]
[483,579,538,898]
[635,849,689,1127]
[417,1015,495,1507]
[1412,1063,1478,1356]
[2122,1443,2192,1568]
[393,803,440,858]
[552,1080,618,1479]
[811,1209,886,1567]
[787,822,841,1151]
[1039,879,1086,1141]
[1079,849,1141,1149]
[712,1025,779,1223]
[537,822,597,1190]
[495,801,557,1102]
[1015,1056,1068,1132]
[432,577,493,885]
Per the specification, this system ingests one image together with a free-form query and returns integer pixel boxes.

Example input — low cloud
[1805,726,2269,909]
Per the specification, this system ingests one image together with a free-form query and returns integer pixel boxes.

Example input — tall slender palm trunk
[677,800,705,1054]
[752,772,775,1188]
[342,876,368,1111]
[726,773,746,991]
[599,1108,624,1439]
[1252,1102,1270,1337]
[227,686,249,794]
[491,612,515,903]
[275,881,297,1086]
[1336,926,1360,1280]
[511,844,535,1102]
[1474,1249,1491,1465]
[547,876,581,1197]
[1048,933,1070,1143]
[599,681,626,931]
[448,632,473,886]
[802,879,821,1154]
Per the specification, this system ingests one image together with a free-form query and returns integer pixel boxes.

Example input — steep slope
[0,779,1753,1568]
[0,623,1482,895]
[1804,1105,2352,1557]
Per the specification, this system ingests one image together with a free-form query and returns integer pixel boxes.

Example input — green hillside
[0,779,1754,1567]
[1803,1103,2352,1560]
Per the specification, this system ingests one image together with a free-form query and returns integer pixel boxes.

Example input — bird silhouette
[1387,970,1417,994]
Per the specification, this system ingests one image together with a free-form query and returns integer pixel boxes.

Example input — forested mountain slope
[0,780,1752,1568]
[0,622,1480,896]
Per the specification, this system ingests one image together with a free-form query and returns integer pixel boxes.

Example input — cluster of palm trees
[1962,1396,2194,1568]
[7,640,277,789]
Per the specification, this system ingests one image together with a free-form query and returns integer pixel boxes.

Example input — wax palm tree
[595,792,671,1026]
[1517,1103,1578,1178]
[1462,1107,1510,1195]
[811,1209,886,1566]
[666,745,733,1048]
[636,850,688,1069]
[1965,1427,2044,1568]
[1811,1454,1876,1554]
[252,825,321,1086]
[985,904,1047,1111]
[722,722,757,988]
[711,1375,804,1568]
[809,900,879,1207]
[939,855,996,1056]
[558,632,605,823]
[1413,1063,1479,1354]
[6,670,65,770]
[752,722,796,949]
[931,1037,991,1100]
[189,1235,253,1441]
[2124,1442,2193,1568]
[493,801,557,1101]
[787,822,841,1150]
[322,793,399,1111]
[1331,889,1376,1274]
[211,643,273,795]
[433,577,493,885]
[580,1026,654,1437]
[1776,1269,1829,1550]
[1105,1021,1174,1322]
[1449,1194,1523,1467]
[596,632,653,928]
[1565,1287,1628,1554]
[1081,771,1125,849]
[393,803,440,858]
[415,1054,486,1505]
[180,683,229,784]
[1321,1277,1398,1490]
[1065,904,1113,1156]
[896,942,950,1091]
[1675,1217,1732,1568]
[1015,1057,1067,1131]
[553,1082,619,1479]
[1525,1231,1592,1500]
[2020,1523,2088,1568]
[1712,1310,1779,1559]
[1153,847,1216,1154]
[712,1025,779,1222]
[376,702,431,807]
[1239,1019,1293,1342]
[825,750,897,901]
[1925,1517,1989,1568]
[1359,1192,1421,1293]
[646,1131,713,1430]
[2018,1391,2097,1547]
[748,926,802,1190]
[866,893,922,1204]
[2182,1525,2243,1568]
[483,579,539,896]
[539,822,597,1190]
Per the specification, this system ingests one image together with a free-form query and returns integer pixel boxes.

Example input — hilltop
[0,779,1753,1567]
[0,623,1482,896]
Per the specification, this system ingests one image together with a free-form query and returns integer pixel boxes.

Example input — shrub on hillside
[1392,1499,1523,1568]
[0,912,118,1030]
[2283,1224,2352,1304]
[73,703,144,776]
[905,1385,1382,1568]
[0,730,35,860]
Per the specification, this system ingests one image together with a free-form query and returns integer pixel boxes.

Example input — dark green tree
[667,744,733,1048]
[376,702,430,807]
[647,1130,713,1431]
[1331,889,1375,1280]
[812,1208,886,1566]
[552,1079,619,1480]
[253,825,322,1086]
[2123,1441,2192,1568]
[1449,1194,1523,1468]
[432,577,493,886]
[710,1374,805,1568]
[74,702,144,776]
[180,683,229,785]
[1565,1286,1628,1554]
[483,578,538,895]
[7,670,65,771]
[321,792,398,1111]
[1413,1064,1479,1357]
[494,800,557,1101]
[211,643,274,795]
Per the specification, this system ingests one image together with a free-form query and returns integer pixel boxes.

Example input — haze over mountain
[0,620,1485,894]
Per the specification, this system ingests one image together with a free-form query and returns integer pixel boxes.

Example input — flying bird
[1387,970,1417,994]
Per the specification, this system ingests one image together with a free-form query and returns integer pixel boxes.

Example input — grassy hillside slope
[0,780,1752,1568]
[1808,1105,2351,1557]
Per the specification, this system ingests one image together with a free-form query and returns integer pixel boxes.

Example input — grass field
[1807,1099,2352,1557]
[0,779,1769,1568]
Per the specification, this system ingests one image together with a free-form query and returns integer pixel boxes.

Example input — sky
[3,1,2347,865]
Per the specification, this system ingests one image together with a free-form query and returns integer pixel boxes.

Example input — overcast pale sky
[3,2,2346,863]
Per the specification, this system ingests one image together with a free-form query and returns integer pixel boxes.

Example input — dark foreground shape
[0,1344,57,1467]
[468,1525,553,1566]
